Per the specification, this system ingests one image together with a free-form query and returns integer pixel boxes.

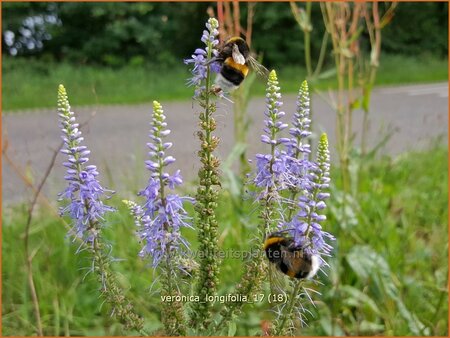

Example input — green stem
[161,258,186,335]
[192,35,221,328]
[276,280,303,335]
[313,31,329,78]
[304,2,313,77]
[90,233,146,334]
[213,247,265,331]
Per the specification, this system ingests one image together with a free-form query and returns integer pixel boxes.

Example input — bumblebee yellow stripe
[263,236,285,250]
[224,57,249,77]
[226,36,245,44]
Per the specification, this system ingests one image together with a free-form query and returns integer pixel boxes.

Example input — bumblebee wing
[268,260,287,294]
[232,44,246,65]
[247,56,269,78]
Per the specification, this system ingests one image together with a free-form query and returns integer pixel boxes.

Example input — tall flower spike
[57,84,114,243]
[58,86,145,334]
[290,133,334,257]
[254,70,292,195]
[188,17,222,329]
[211,71,294,329]
[138,101,193,269]
[307,133,334,255]
[274,136,333,336]
[261,70,290,147]
[284,80,314,220]
[289,80,312,158]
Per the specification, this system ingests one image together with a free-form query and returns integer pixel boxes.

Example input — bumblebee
[212,37,268,92]
[264,231,320,279]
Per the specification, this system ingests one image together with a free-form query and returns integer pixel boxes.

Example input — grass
[2,145,448,336]
[2,54,448,112]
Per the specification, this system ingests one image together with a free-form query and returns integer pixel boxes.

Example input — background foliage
[2,2,448,111]
[2,2,448,67]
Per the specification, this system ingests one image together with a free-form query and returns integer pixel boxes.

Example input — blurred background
[2,2,448,110]
[2,1,448,336]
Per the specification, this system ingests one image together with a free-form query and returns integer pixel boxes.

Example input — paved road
[2,82,448,205]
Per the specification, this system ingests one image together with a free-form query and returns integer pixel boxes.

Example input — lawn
[2,145,448,336]
[2,54,448,112]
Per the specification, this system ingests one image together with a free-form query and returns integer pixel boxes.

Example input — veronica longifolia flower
[137,101,193,268]
[289,80,312,159]
[253,70,293,195]
[57,85,114,243]
[252,76,334,267]
[184,18,220,97]
[288,134,334,257]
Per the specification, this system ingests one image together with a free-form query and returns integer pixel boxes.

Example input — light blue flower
[185,18,220,97]
[138,101,194,268]
[57,85,114,243]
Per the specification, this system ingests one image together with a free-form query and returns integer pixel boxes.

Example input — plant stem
[23,143,61,336]
[213,246,265,331]
[275,280,303,335]
[89,230,146,334]
[313,31,329,78]
[192,39,221,328]
[233,84,251,184]
[304,2,313,77]
[161,259,186,335]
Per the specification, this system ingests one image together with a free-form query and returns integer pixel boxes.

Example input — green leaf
[317,67,337,80]
[340,285,382,317]
[319,315,345,336]
[359,320,385,334]
[220,142,247,198]
[350,98,361,110]
[362,84,373,112]
[346,246,430,335]
[227,321,237,336]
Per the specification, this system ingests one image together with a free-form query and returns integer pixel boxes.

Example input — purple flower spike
[251,76,334,272]
[137,101,194,268]
[290,133,334,257]
[57,85,114,243]
[253,70,296,196]
[289,80,312,158]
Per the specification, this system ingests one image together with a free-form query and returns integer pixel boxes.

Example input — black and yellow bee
[264,231,320,279]
[212,36,268,92]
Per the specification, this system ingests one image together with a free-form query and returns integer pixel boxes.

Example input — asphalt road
[2,82,448,205]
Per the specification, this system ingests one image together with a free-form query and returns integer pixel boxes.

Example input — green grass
[3,54,448,112]
[2,146,448,336]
